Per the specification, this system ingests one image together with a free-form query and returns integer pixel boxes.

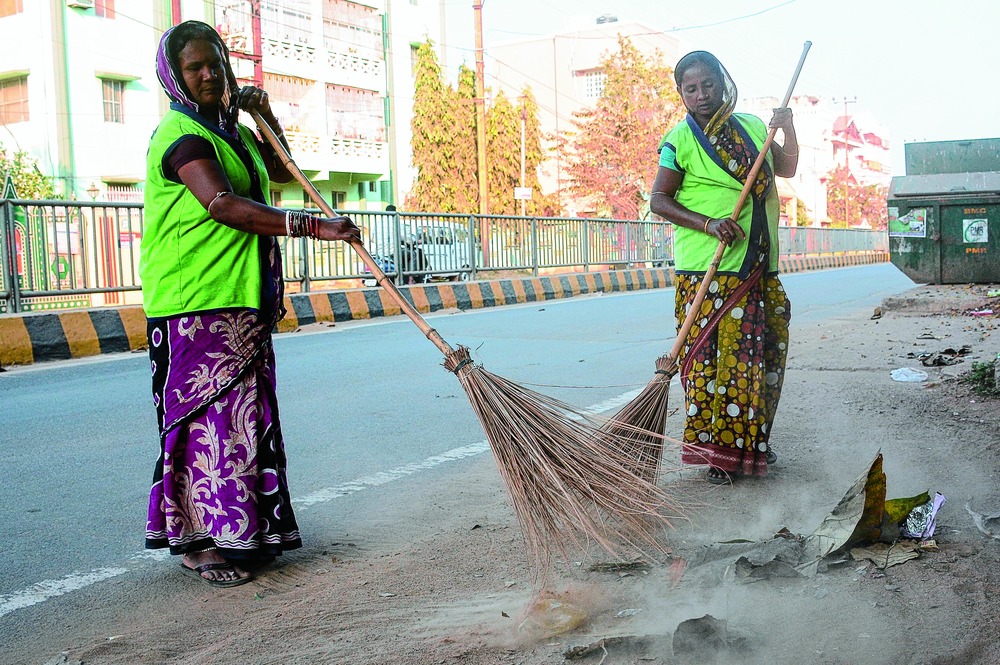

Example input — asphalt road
[0,263,916,617]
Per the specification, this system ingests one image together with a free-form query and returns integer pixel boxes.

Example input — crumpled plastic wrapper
[901,492,946,539]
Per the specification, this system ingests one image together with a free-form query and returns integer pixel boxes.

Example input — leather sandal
[181,561,253,588]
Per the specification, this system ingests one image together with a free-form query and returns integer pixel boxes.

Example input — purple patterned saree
[144,238,302,559]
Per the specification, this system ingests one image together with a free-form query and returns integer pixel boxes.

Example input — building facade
[0,0,166,201]
[0,0,441,208]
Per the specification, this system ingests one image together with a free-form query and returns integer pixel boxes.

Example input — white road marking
[293,441,492,509]
[0,567,128,619]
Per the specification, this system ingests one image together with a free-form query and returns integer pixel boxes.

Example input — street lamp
[86,182,99,201]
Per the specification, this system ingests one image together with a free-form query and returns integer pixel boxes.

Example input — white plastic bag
[890,367,928,382]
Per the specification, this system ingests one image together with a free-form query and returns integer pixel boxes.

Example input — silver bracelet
[207,191,230,216]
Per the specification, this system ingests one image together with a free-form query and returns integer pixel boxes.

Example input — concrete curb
[0,253,887,367]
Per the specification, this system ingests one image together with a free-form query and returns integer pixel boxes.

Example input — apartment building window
[332,191,346,209]
[322,0,382,57]
[95,0,115,19]
[581,70,606,99]
[0,0,23,17]
[326,84,385,141]
[263,72,313,131]
[102,79,126,123]
[271,190,282,207]
[303,189,317,210]
[0,76,29,124]
[261,0,311,44]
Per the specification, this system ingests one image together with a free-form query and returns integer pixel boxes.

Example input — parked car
[414,225,474,282]
[362,239,430,287]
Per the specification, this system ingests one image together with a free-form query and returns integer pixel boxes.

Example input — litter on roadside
[518,595,588,638]
[965,502,1000,540]
[902,492,946,538]
[850,541,921,570]
[891,367,929,382]
[907,346,972,367]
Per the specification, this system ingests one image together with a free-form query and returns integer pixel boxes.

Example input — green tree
[406,40,456,212]
[558,37,683,219]
[0,144,56,199]
[485,89,520,215]
[826,165,888,229]
[450,64,479,214]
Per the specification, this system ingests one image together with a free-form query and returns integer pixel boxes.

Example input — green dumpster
[887,138,1000,284]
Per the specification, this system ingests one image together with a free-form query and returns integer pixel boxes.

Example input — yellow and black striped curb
[778,251,887,274]
[273,267,673,333]
[0,254,887,367]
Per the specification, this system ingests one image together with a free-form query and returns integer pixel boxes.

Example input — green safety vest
[140,107,270,318]
[661,113,780,275]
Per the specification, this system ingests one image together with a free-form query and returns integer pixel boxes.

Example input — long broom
[251,112,687,575]
[603,41,813,477]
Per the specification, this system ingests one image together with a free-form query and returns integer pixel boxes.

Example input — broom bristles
[600,352,678,483]
[444,347,689,579]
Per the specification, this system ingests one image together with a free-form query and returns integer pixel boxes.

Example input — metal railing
[0,200,888,314]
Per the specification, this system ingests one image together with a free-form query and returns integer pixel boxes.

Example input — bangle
[703,218,712,234]
[782,147,799,157]
[207,191,230,216]
[284,209,319,238]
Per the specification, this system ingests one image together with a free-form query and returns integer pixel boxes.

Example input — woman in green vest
[141,21,360,587]
[650,51,799,485]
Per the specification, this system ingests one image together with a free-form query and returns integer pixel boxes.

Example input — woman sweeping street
[140,20,359,586]
[650,50,798,485]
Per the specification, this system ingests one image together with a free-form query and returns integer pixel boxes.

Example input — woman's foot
[181,548,252,587]
[766,449,777,465]
[706,467,733,485]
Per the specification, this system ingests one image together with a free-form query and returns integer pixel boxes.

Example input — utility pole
[473,1,488,216]
[520,97,526,217]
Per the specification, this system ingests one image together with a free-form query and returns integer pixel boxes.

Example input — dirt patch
[12,285,1000,665]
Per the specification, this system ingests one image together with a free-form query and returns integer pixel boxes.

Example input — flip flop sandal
[181,561,253,588]
[706,468,732,485]
[766,450,777,465]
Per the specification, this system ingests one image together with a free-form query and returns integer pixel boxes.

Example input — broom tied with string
[251,111,690,576]
[603,41,813,479]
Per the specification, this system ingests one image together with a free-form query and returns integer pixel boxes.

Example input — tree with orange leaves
[558,37,683,219]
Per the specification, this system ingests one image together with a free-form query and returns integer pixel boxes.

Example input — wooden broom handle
[667,41,812,361]
[251,111,456,357]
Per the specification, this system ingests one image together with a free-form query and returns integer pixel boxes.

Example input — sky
[439,0,998,176]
